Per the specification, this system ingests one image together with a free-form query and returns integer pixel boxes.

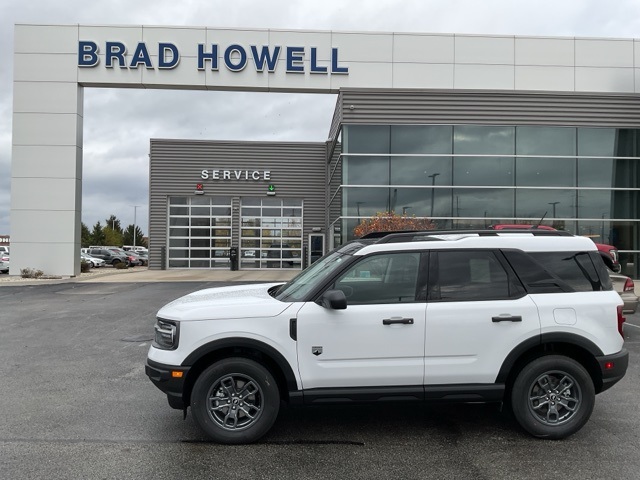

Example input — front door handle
[383,317,414,325]
[492,315,522,323]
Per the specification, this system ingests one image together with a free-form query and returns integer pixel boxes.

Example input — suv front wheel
[511,355,595,439]
[190,357,280,444]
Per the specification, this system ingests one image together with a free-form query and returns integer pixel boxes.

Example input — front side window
[431,250,524,301]
[332,252,424,305]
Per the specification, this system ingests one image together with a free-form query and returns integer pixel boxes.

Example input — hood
[157,282,291,321]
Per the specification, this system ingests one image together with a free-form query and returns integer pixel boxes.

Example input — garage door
[240,197,303,269]
[167,196,232,268]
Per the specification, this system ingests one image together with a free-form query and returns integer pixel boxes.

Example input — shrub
[20,267,44,279]
[80,260,91,273]
[114,262,129,270]
[353,211,437,238]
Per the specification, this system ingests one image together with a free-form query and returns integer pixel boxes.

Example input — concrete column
[10,25,83,276]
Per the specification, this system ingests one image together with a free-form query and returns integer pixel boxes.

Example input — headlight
[153,318,179,350]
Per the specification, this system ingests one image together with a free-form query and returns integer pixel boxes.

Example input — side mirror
[319,289,347,310]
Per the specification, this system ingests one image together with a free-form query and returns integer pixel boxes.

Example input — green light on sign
[268,184,276,192]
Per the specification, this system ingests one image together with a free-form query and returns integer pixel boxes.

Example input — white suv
[146,230,628,444]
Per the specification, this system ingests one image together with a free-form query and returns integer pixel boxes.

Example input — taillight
[617,305,625,338]
[623,277,635,293]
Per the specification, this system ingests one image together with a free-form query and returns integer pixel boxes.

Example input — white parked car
[146,230,628,444]
[81,253,105,268]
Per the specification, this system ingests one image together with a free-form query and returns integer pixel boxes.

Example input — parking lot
[1,280,639,480]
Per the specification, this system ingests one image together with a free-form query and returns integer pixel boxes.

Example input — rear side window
[505,250,608,293]
[429,250,525,302]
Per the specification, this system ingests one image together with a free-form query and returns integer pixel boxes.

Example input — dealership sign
[201,169,271,181]
[78,41,349,74]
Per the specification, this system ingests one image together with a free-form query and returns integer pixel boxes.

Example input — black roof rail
[362,229,574,244]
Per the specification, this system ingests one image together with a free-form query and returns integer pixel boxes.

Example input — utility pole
[132,205,140,248]
[428,173,440,217]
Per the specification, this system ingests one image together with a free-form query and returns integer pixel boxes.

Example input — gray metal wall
[336,89,640,127]
[149,139,327,269]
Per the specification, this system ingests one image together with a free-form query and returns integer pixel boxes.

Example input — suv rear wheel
[191,357,280,444]
[511,355,595,439]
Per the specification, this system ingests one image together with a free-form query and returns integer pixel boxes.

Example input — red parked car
[488,224,621,273]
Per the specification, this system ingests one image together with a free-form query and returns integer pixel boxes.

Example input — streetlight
[428,173,440,218]
[131,205,140,248]
[548,201,560,218]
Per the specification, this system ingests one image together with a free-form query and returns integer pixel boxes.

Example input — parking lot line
[625,322,640,329]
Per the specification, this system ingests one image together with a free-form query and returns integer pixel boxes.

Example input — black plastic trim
[181,337,299,392]
[495,332,605,383]
[597,348,629,392]
[145,359,190,410]
[289,318,297,341]
[302,384,505,404]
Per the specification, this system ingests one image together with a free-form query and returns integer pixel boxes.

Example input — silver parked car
[610,273,638,314]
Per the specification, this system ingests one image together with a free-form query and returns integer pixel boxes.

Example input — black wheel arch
[497,333,605,394]
[181,337,299,407]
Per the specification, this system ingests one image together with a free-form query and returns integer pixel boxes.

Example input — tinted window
[431,250,524,301]
[503,250,569,293]
[529,251,604,292]
[332,252,423,305]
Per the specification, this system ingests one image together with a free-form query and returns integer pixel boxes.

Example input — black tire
[112,259,121,266]
[191,357,280,444]
[511,355,595,439]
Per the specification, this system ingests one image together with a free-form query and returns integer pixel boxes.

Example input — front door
[296,251,427,390]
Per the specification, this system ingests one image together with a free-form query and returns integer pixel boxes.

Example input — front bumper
[597,348,629,392]
[145,359,190,409]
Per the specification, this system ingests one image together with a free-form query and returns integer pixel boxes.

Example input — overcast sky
[2,0,640,237]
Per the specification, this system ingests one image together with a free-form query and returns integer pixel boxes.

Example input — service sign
[78,41,349,75]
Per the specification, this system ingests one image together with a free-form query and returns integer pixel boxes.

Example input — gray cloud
[1,0,639,235]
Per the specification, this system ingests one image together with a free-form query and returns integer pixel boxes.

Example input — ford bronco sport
[146,230,628,444]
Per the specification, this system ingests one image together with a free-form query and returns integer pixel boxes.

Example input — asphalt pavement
[0,280,639,480]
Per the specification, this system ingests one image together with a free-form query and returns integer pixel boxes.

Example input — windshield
[274,244,365,302]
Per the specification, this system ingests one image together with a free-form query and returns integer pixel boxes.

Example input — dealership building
[10,24,640,275]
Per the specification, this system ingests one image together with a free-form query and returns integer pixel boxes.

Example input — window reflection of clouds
[390,125,452,154]
[516,157,575,187]
[451,189,514,217]
[344,156,389,185]
[454,157,514,186]
[516,126,576,155]
[454,126,515,155]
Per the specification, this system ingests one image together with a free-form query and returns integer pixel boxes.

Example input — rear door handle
[492,315,522,323]
[383,317,414,325]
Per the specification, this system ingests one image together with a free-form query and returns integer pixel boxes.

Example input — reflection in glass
[516,157,575,187]
[454,125,514,155]
[454,157,514,186]
[344,125,390,153]
[390,125,452,154]
[516,126,576,155]
[344,187,390,217]
[452,189,514,218]
[394,188,452,217]
[344,156,389,185]
[390,156,452,186]
[516,190,576,219]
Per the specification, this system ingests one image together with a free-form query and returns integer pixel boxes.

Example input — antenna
[536,212,548,227]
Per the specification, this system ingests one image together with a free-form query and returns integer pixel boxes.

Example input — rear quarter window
[505,250,609,293]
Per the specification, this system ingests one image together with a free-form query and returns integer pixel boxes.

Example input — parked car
[125,250,147,266]
[0,259,8,274]
[146,229,628,444]
[610,273,638,314]
[81,253,105,268]
[88,248,129,266]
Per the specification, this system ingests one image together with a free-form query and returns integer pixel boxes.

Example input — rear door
[423,249,540,385]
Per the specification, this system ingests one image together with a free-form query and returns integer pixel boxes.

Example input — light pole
[548,201,560,218]
[428,173,440,218]
[132,205,140,248]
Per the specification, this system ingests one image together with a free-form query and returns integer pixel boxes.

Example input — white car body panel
[424,296,540,384]
[295,301,426,389]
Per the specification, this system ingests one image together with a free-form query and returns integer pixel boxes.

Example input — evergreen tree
[123,225,147,247]
[81,222,92,247]
[90,221,106,246]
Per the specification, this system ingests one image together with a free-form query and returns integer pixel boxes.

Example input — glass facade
[330,125,640,276]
